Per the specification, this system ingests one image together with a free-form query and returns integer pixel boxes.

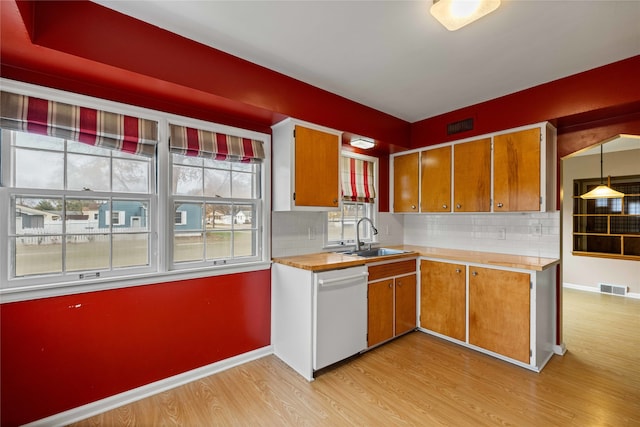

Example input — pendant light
[580,145,624,199]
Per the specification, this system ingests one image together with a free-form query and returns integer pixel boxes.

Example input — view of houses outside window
[171,154,261,265]
[0,84,270,299]
[5,130,153,278]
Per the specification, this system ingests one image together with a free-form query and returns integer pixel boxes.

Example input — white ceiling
[93,0,640,123]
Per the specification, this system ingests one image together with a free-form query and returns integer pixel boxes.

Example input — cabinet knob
[442,204,448,209]
[455,268,461,273]
[471,271,478,276]
[389,283,393,288]
[333,199,338,205]
[411,205,416,210]
[456,204,462,209]
[497,202,504,208]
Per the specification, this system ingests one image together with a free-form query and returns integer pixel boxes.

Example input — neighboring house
[15,205,61,231]
[98,202,148,229]
[174,204,203,230]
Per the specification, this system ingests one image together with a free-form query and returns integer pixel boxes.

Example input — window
[174,210,187,225]
[326,152,378,247]
[0,84,270,299]
[171,154,262,266]
[4,130,154,280]
[573,175,640,259]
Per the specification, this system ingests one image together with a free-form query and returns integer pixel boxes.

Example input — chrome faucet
[356,217,378,251]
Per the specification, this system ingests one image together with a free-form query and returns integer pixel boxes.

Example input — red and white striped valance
[169,124,265,163]
[0,91,158,157]
[341,156,376,203]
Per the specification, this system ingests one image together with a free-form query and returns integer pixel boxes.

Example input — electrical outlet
[532,224,542,236]
[497,227,506,240]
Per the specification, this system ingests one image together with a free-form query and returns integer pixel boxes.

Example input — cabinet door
[393,152,420,212]
[420,260,466,341]
[494,128,541,211]
[421,146,451,212]
[468,266,530,363]
[395,274,417,336]
[368,279,394,347]
[453,138,491,212]
[294,125,340,208]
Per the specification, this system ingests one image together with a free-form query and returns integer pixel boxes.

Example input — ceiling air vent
[447,118,474,135]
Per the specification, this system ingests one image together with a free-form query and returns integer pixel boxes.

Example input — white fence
[16,219,147,245]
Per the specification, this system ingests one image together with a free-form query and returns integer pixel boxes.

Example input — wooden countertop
[272,246,559,272]
[271,251,417,272]
[400,245,559,271]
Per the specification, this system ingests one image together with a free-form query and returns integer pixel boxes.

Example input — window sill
[571,251,640,262]
[0,261,272,303]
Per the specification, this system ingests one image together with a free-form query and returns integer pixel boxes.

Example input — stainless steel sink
[341,248,410,258]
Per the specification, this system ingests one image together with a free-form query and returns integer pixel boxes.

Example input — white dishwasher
[313,265,368,370]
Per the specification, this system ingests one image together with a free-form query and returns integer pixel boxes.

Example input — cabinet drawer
[368,259,416,281]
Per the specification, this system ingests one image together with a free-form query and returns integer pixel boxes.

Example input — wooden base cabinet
[367,259,417,347]
[469,266,530,363]
[420,260,466,342]
[419,258,558,372]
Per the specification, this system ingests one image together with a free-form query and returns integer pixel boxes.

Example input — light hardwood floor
[71,289,640,426]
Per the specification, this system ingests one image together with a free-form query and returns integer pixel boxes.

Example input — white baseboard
[563,282,640,299]
[24,345,273,427]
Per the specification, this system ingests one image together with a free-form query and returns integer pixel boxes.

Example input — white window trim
[105,210,126,226]
[0,78,271,303]
[324,151,379,249]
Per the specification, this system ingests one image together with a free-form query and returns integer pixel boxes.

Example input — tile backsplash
[271,211,559,259]
[403,212,560,258]
[271,212,404,257]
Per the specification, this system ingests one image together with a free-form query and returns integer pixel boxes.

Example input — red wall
[410,56,640,152]
[0,270,271,426]
[1,1,640,425]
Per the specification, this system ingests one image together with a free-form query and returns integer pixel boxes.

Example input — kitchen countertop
[272,245,559,272]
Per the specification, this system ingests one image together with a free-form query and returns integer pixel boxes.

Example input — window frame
[325,151,379,249]
[0,79,271,303]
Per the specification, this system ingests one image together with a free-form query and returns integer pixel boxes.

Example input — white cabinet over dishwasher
[272,263,368,381]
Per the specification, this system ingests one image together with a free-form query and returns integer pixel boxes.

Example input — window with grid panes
[573,176,640,259]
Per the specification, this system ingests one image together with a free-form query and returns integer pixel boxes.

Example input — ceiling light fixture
[580,145,624,199]
[430,0,501,31]
[350,137,375,150]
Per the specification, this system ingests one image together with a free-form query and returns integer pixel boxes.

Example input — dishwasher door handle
[318,272,369,287]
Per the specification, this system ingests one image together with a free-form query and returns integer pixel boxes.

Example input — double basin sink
[336,247,411,258]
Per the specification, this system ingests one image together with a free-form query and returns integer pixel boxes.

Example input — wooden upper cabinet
[493,128,541,212]
[294,125,340,208]
[272,119,341,211]
[420,260,466,341]
[453,138,491,212]
[421,145,451,212]
[468,266,531,364]
[393,152,420,212]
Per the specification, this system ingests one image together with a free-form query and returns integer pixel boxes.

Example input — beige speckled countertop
[272,245,559,272]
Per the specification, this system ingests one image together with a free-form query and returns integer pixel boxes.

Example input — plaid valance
[0,91,158,157]
[169,124,265,163]
[342,156,376,203]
